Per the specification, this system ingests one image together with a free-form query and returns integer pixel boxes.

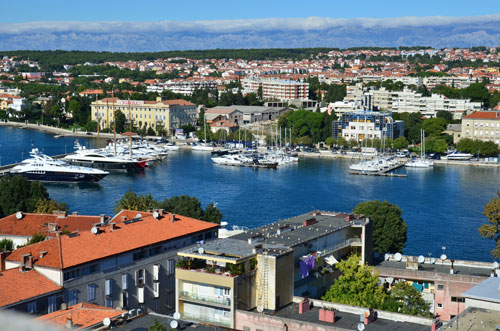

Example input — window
[27,301,36,314]
[133,250,146,261]
[122,274,129,290]
[69,290,78,306]
[437,284,444,290]
[451,297,465,303]
[437,303,443,309]
[82,264,99,276]
[105,297,113,308]
[63,269,80,281]
[121,291,128,309]
[48,295,57,313]
[136,269,145,286]
[167,259,176,275]
[88,284,97,301]
[105,279,112,296]
[153,264,160,281]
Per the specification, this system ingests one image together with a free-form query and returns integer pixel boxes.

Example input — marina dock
[349,162,407,178]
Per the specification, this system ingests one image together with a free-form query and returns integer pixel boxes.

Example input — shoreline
[1,121,498,168]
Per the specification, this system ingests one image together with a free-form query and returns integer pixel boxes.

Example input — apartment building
[461,111,500,143]
[332,111,401,141]
[0,93,27,112]
[4,210,218,315]
[91,97,196,135]
[242,77,309,101]
[375,254,493,321]
[175,211,373,328]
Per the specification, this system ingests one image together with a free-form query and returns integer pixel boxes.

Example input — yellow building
[461,111,500,144]
[91,97,196,135]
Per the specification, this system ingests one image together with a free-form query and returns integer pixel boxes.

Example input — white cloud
[0,14,499,34]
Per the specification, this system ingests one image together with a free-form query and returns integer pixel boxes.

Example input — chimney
[39,251,47,259]
[27,255,34,269]
[72,211,78,216]
[450,259,455,275]
[110,223,117,231]
[65,318,73,329]
[121,216,127,221]
[345,215,353,222]
[0,251,7,272]
[100,214,106,224]
[170,214,176,222]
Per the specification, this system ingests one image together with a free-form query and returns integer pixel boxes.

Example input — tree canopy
[0,238,14,252]
[114,190,223,224]
[456,138,498,157]
[479,191,500,259]
[0,175,49,218]
[354,200,407,254]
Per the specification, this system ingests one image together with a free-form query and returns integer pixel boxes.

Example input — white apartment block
[242,77,309,101]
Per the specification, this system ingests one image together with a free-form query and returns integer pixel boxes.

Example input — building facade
[332,111,398,141]
[461,111,500,144]
[242,77,309,101]
[91,97,196,135]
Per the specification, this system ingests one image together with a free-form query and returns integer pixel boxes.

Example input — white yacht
[192,142,214,151]
[445,150,473,160]
[10,149,109,182]
[64,145,147,171]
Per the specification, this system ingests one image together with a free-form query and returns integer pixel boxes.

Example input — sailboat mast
[112,90,116,156]
[129,97,132,159]
[96,94,100,149]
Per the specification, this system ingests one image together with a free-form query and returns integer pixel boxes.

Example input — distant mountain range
[0,15,499,51]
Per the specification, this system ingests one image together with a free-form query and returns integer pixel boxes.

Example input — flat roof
[376,260,492,278]
[463,277,500,303]
[118,313,216,331]
[439,307,500,331]
[230,211,365,248]
[268,303,429,331]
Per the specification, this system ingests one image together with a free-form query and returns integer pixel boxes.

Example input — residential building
[0,85,21,96]
[242,77,309,101]
[439,306,500,331]
[0,93,27,112]
[91,97,196,135]
[175,211,373,328]
[4,210,218,315]
[461,110,500,144]
[0,211,106,249]
[209,116,239,134]
[332,111,400,141]
[462,277,500,311]
[375,254,493,321]
[0,260,63,315]
[35,303,126,329]
[206,105,289,125]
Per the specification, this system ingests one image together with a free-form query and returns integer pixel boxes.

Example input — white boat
[405,129,433,168]
[349,159,381,172]
[64,144,147,171]
[445,150,473,160]
[10,149,109,182]
[211,154,242,166]
[192,143,214,151]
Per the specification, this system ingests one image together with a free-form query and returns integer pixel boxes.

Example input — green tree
[160,195,204,220]
[113,190,159,214]
[393,137,409,150]
[325,137,335,147]
[147,127,156,136]
[436,110,453,123]
[456,138,475,153]
[425,136,448,154]
[34,198,69,214]
[0,175,49,217]
[149,319,168,331]
[114,110,126,133]
[322,254,388,308]
[27,233,46,246]
[0,238,14,252]
[203,202,223,224]
[421,118,447,137]
[390,282,432,317]
[479,191,500,259]
[354,200,407,254]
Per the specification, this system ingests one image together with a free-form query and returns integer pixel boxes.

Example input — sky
[1,0,499,23]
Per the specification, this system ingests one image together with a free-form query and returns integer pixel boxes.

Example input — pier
[348,162,407,178]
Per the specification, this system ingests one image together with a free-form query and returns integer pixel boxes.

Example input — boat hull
[9,171,108,183]
[67,160,144,171]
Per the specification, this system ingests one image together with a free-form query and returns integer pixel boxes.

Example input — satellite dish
[430,258,436,264]
[357,322,365,331]
[170,320,178,329]
[135,213,142,218]
[198,247,205,254]
[15,211,23,220]
[494,262,499,269]
[103,317,111,327]
[153,211,159,219]
[394,253,402,261]
[418,255,425,263]
[384,253,390,261]
[440,254,447,261]
[91,226,98,235]
[257,305,264,313]
[173,312,181,320]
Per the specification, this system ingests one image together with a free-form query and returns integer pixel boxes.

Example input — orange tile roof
[7,211,218,269]
[0,268,62,307]
[463,111,500,119]
[0,212,104,237]
[36,303,126,329]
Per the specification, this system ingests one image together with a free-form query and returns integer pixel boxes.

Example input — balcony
[181,311,231,327]
[322,238,362,256]
[180,291,231,307]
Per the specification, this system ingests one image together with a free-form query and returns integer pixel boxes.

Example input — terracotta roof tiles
[463,111,500,119]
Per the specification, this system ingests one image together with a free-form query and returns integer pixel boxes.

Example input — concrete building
[332,111,400,141]
[206,105,289,125]
[4,210,218,315]
[0,211,105,249]
[91,97,196,135]
[461,110,500,144]
[174,211,374,328]
[0,93,27,112]
[375,254,494,321]
[0,85,21,96]
[242,77,309,101]
[462,277,500,311]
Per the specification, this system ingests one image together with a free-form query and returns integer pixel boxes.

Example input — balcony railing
[322,238,362,256]
[182,312,231,327]
[180,291,231,307]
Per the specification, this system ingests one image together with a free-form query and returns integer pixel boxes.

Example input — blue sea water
[0,126,499,262]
